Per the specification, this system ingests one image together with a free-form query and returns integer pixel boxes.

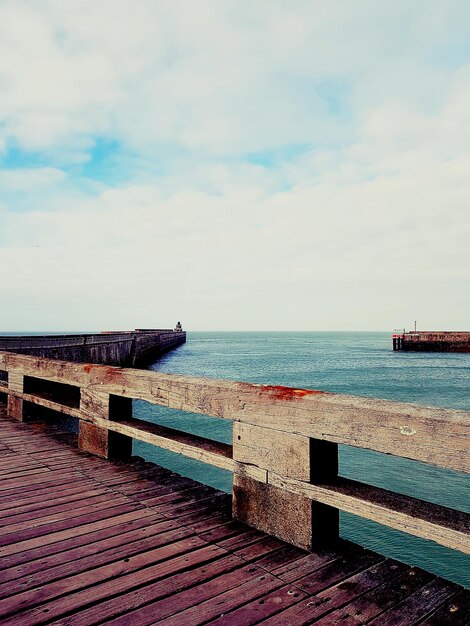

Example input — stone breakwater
[0,329,186,367]
[392,331,470,352]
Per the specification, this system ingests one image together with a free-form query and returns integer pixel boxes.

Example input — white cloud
[1,1,469,156]
[0,1,469,330]
[0,167,65,190]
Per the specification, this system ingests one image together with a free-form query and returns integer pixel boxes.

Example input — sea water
[134,332,470,587]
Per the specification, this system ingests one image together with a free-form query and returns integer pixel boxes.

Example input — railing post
[232,423,339,551]
[7,372,24,421]
[79,389,132,460]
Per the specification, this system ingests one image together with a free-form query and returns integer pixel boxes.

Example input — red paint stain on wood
[259,385,329,400]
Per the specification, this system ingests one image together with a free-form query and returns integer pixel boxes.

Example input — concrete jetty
[0,329,186,367]
[392,331,470,352]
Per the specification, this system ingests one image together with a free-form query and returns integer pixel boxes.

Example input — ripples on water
[133,331,470,587]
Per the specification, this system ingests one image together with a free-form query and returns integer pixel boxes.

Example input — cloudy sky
[1,1,469,331]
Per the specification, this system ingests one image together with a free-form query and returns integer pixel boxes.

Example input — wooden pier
[0,351,468,624]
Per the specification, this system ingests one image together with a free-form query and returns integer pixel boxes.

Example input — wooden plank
[0,492,126,534]
[232,535,286,561]
[153,566,297,626]
[161,492,231,519]
[317,567,434,624]
[0,457,44,472]
[89,415,234,471]
[198,519,249,544]
[0,498,138,547]
[54,554,251,626]
[1,543,229,625]
[0,509,160,570]
[233,475,338,551]
[209,583,308,625]
[142,484,220,509]
[2,351,469,472]
[0,514,184,587]
[7,372,23,393]
[233,422,311,480]
[368,578,460,625]
[0,488,110,525]
[253,544,308,574]
[0,414,468,626]
[155,570,285,626]
[420,589,470,625]
[0,473,90,504]
[9,391,82,419]
[0,469,77,493]
[0,535,208,619]
[263,559,408,625]
[271,546,350,582]
[79,388,132,459]
[0,503,144,557]
[0,466,48,481]
[294,548,383,594]
[268,474,470,553]
[0,524,206,601]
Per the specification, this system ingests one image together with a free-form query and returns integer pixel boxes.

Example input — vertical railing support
[7,372,24,421]
[232,423,339,551]
[79,389,132,460]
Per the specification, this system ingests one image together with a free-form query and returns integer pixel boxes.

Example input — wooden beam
[12,392,82,420]
[1,351,467,473]
[88,415,234,472]
[233,425,339,549]
[233,422,311,480]
[233,475,317,551]
[7,373,24,421]
[79,390,132,460]
[268,473,470,554]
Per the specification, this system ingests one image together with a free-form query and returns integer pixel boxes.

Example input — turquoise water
[133,331,470,587]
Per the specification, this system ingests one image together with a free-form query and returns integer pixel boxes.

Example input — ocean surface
[133,331,470,588]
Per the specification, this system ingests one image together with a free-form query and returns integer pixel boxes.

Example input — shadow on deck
[0,407,468,625]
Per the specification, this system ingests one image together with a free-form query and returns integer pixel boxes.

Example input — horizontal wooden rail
[9,391,82,420]
[0,351,468,473]
[91,416,234,472]
[269,474,470,554]
[0,349,468,556]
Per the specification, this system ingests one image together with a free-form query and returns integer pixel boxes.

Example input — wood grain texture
[1,350,468,472]
[233,474,338,551]
[79,390,132,460]
[1,350,468,557]
[89,415,234,471]
[7,372,24,421]
[233,422,311,480]
[0,409,468,625]
[11,392,82,419]
[6,395,23,421]
[268,473,470,553]
[7,372,23,394]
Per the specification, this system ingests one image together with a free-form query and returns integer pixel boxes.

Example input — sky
[0,1,469,332]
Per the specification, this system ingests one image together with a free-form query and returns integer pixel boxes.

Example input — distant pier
[0,329,186,367]
[393,331,470,352]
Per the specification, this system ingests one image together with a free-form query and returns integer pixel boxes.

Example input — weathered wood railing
[0,351,468,556]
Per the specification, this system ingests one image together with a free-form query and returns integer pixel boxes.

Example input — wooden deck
[0,408,468,625]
